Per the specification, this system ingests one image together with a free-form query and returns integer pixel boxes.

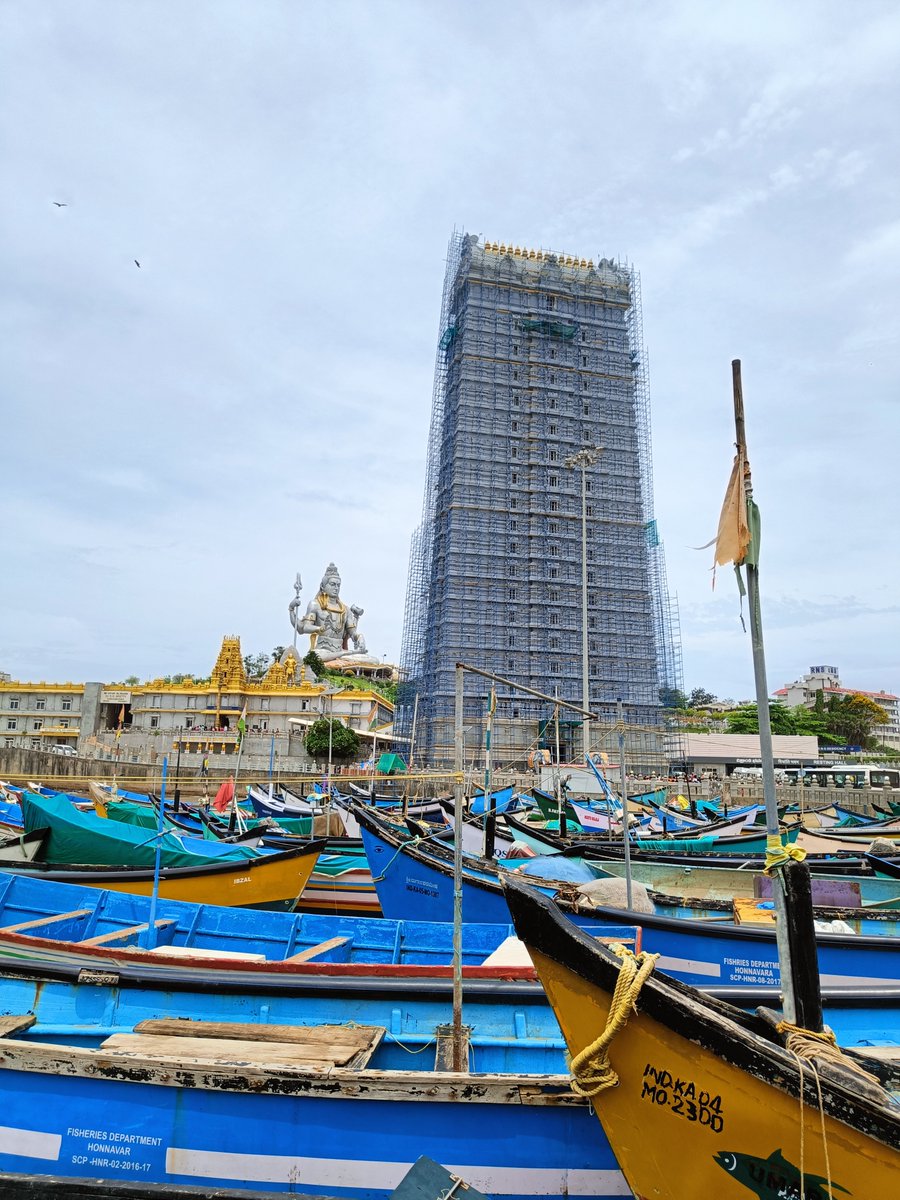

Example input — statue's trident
[290,573,302,652]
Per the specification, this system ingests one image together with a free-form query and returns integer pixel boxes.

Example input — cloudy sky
[2,1,898,702]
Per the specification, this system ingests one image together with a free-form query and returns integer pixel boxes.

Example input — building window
[588,592,597,606]
[549,449,558,461]
[508,634,515,647]
[590,640,599,652]
[59,719,69,729]
[550,613,559,626]
[548,521,558,532]
[550,348,557,359]
[30,738,39,749]
[512,370,518,381]
[549,544,559,557]
[549,499,559,511]
[8,699,19,710]
[586,480,592,492]
[35,699,46,711]
[549,661,560,673]
[6,719,16,731]
[150,716,160,729]
[582,355,588,366]
[587,571,596,584]
[509,564,517,577]
[549,373,555,384]
[550,637,560,649]
[581,331,587,342]
[509,519,517,530]
[511,472,518,484]
[4,738,12,747]
[512,344,519,354]
[549,589,559,601]
[586,505,594,516]
[548,397,557,409]
[61,699,72,711]
[546,295,555,310]
[507,658,515,671]
[549,475,558,487]
[511,445,517,458]
[508,588,517,600]
[512,394,520,407]
[511,421,518,431]
[589,617,597,630]
[510,497,517,509]
[351,702,362,715]
[509,541,518,553]
[32,719,42,731]
[549,567,559,579]
[582,380,588,391]
[549,424,557,434]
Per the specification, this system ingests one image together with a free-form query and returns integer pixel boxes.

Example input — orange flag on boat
[212,777,235,813]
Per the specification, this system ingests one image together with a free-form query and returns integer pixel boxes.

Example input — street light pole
[564,445,603,764]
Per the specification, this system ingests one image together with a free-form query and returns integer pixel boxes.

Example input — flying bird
[52,201,68,207]
[134,260,141,268]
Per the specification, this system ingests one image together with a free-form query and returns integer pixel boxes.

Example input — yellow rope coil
[764,833,807,873]
[569,944,660,1097]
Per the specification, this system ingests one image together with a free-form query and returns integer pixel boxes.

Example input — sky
[1,1,898,703]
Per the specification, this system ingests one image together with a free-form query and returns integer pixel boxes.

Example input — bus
[782,765,900,791]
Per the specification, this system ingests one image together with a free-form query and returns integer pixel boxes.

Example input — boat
[354,802,900,986]
[504,876,900,1199]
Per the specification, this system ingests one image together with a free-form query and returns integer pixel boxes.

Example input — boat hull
[505,879,900,1200]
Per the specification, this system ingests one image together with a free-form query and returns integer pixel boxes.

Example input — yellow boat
[10,840,326,911]
[505,878,900,1200]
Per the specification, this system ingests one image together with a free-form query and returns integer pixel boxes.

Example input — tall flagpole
[730,360,819,1031]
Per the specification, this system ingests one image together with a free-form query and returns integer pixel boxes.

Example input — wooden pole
[732,359,820,1031]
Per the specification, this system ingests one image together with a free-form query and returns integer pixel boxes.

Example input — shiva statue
[288,564,377,665]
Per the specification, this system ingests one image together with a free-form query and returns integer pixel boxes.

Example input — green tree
[660,687,687,709]
[304,718,360,761]
[825,693,889,749]
[243,653,270,679]
[688,687,717,708]
[725,702,797,735]
[124,675,140,686]
[272,645,287,662]
[303,650,326,679]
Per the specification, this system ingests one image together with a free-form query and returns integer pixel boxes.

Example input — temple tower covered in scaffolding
[399,232,681,767]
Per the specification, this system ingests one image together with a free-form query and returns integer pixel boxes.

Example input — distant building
[0,637,394,771]
[674,733,820,776]
[772,665,900,752]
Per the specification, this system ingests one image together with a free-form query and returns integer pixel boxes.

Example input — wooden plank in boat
[80,919,177,946]
[0,1014,35,1037]
[733,897,776,926]
[103,1025,384,1069]
[133,1018,382,1055]
[144,944,266,962]
[282,935,350,963]
[481,936,532,966]
[0,908,92,934]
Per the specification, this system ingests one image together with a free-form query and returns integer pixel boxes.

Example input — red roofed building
[772,666,900,751]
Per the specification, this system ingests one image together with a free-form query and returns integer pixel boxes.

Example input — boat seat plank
[282,936,350,963]
[0,908,93,935]
[0,1014,36,1038]
[482,936,532,967]
[79,919,177,946]
[144,945,267,962]
[105,1025,384,1069]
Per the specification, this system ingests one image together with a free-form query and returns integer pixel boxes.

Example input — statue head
[319,563,341,600]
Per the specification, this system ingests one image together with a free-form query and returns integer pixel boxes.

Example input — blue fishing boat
[355,803,900,988]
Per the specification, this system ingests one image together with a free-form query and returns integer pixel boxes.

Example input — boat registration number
[639,1063,724,1132]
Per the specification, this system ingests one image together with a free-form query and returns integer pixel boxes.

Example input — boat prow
[503,876,900,1200]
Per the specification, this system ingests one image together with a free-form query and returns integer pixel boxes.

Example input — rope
[776,1020,883,1200]
[568,944,659,1097]
[764,833,807,872]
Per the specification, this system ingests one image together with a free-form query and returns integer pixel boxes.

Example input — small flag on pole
[712,450,752,572]
[236,704,247,748]
[115,705,125,739]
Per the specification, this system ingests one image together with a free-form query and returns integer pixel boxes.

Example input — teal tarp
[22,791,259,869]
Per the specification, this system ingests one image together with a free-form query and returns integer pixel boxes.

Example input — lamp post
[564,445,603,763]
